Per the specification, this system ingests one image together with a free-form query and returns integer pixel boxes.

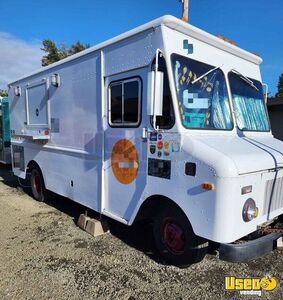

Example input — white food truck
[8,15,283,266]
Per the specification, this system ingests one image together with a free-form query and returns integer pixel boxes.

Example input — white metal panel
[26,80,49,126]
[182,135,283,177]
[12,139,102,211]
[9,87,27,136]
[162,26,261,82]
[104,30,155,77]
[10,51,104,211]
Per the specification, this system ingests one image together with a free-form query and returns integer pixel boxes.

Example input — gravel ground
[0,165,282,300]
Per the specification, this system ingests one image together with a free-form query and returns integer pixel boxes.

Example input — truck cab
[132,16,283,265]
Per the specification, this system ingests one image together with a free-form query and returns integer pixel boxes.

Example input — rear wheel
[153,204,208,267]
[30,167,47,202]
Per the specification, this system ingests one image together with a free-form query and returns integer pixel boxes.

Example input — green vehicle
[0,97,11,164]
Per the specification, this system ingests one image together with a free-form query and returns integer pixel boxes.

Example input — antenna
[180,0,189,23]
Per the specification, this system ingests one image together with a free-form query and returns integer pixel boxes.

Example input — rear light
[242,198,258,222]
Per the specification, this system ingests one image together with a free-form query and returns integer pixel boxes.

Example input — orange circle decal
[111,139,139,184]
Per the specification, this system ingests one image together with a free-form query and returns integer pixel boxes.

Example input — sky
[0,0,282,95]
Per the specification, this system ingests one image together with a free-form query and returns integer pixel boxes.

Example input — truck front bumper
[218,232,282,262]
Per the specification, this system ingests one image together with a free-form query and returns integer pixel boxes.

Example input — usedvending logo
[225,275,278,296]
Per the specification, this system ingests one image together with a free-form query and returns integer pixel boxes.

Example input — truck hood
[182,134,283,177]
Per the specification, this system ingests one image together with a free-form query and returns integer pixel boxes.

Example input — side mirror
[147,71,164,116]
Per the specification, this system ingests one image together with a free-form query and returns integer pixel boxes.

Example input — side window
[110,84,122,124]
[124,81,139,123]
[151,56,175,129]
[109,78,141,127]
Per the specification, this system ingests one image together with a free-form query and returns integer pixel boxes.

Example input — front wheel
[153,204,208,267]
[30,167,48,202]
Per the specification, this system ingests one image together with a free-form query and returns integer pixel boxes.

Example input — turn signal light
[241,185,252,195]
[202,182,215,191]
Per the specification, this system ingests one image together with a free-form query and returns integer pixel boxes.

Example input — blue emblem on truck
[150,132,157,141]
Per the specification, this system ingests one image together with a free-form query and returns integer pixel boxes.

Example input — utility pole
[180,0,189,23]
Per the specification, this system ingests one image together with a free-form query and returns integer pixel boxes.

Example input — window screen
[109,78,141,127]
[171,54,233,130]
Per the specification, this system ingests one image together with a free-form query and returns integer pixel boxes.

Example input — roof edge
[161,15,262,65]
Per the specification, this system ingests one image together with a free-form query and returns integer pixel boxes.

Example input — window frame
[108,77,142,128]
[170,53,234,131]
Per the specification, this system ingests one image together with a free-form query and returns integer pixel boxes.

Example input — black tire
[153,204,208,267]
[30,167,48,202]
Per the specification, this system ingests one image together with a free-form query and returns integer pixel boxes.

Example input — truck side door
[103,68,148,222]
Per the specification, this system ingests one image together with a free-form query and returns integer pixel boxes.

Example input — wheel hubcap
[162,219,185,254]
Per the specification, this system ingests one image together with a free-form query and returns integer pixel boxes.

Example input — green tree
[276,73,283,98]
[69,41,90,55]
[41,39,89,66]
[0,89,8,97]
[41,40,64,66]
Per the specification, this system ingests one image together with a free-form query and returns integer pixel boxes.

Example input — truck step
[77,214,109,237]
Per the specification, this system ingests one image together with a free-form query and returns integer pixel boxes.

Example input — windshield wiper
[192,65,222,85]
[231,69,259,91]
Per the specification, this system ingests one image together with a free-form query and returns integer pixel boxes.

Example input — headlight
[242,198,258,222]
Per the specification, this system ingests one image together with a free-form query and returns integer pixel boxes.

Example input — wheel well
[134,195,182,223]
[26,160,41,175]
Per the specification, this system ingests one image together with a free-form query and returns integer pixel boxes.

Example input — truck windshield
[171,54,233,130]
[228,71,270,132]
